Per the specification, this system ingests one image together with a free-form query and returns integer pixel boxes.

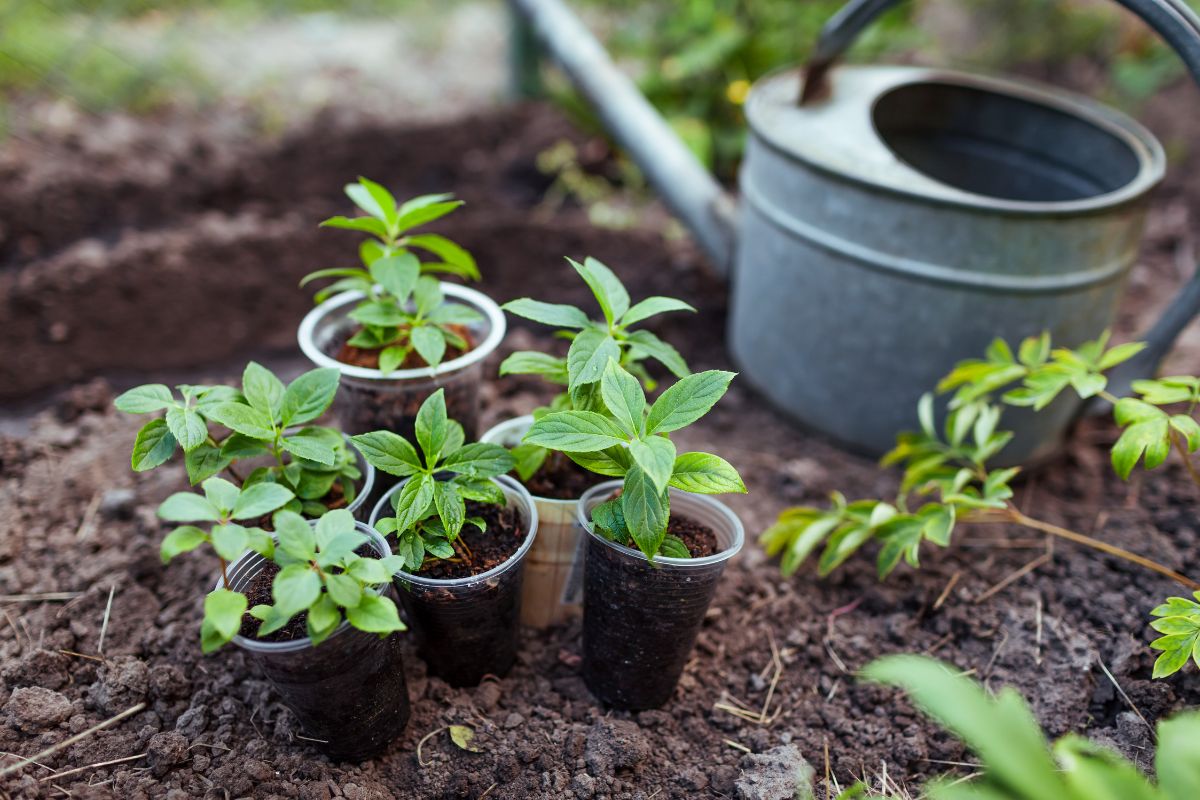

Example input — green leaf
[158,492,221,522]
[1054,735,1157,800]
[620,296,696,326]
[351,431,423,476]
[232,483,295,520]
[567,447,631,477]
[1098,340,1147,370]
[160,525,208,563]
[184,444,231,485]
[1170,415,1200,452]
[578,256,630,323]
[350,301,408,328]
[394,199,463,233]
[567,329,621,387]
[625,330,690,378]
[203,476,241,514]
[1157,711,1200,800]
[395,530,425,571]
[281,368,340,427]
[210,523,250,562]
[346,594,406,634]
[347,557,393,584]
[411,325,447,367]
[669,452,745,494]
[525,411,628,452]
[455,479,507,505]
[1112,399,1171,479]
[427,302,483,326]
[600,359,646,436]
[132,419,177,471]
[646,370,735,434]
[324,573,363,609]
[415,389,448,465]
[300,267,372,288]
[203,589,247,650]
[449,724,484,753]
[511,444,549,482]
[621,467,670,560]
[434,481,466,540]
[347,177,397,225]
[320,214,389,238]
[205,402,276,440]
[442,443,515,478]
[371,253,420,301]
[499,352,569,384]
[114,384,175,413]
[306,595,342,644]
[659,534,691,559]
[378,345,408,375]
[394,474,436,533]
[275,510,317,561]
[282,432,337,465]
[501,298,591,329]
[1017,332,1051,367]
[629,436,676,494]
[591,497,628,541]
[272,564,322,618]
[242,362,285,421]
[407,233,479,280]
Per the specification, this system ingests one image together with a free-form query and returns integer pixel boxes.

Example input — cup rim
[368,474,539,587]
[296,284,506,381]
[221,521,391,654]
[577,479,745,567]
[479,415,580,509]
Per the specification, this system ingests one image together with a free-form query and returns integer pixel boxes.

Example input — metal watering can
[510,0,1200,460]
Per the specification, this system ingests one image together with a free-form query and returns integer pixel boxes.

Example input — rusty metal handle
[801,0,1200,390]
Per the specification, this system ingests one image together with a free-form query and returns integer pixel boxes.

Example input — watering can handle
[801,0,1200,392]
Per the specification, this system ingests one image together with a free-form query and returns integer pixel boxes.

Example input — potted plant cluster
[524,358,746,710]
[356,389,538,687]
[484,255,695,627]
[762,330,1200,678]
[297,178,506,442]
[115,362,375,519]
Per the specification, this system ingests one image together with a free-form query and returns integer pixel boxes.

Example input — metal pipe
[507,0,738,274]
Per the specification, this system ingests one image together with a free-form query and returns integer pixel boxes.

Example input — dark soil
[521,452,608,500]
[1,96,1199,798]
[236,563,307,642]
[668,515,718,558]
[335,325,474,371]
[414,502,525,580]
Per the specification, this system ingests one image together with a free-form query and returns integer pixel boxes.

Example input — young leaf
[394,474,436,533]
[158,492,222,522]
[347,177,397,225]
[394,199,463,233]
[242,362,285,421]
[669,452,746,494]
[321,214,389,238]
[600,359,646,436]
[621,296,696,326]
[625,330,690,379]
[415,390,448,465]
[499,352,569,384]
[132,419,177,471]
[580,257,630,323]
[205,402,276,440]
[511,444,549,482]
[275,510,317,561]
[501,299,591,329]
[442,443,515,478]
[621,466,669,560]
[628,436,676,495]
[567,329,621,387]
[281,432,337,465]
[434,481,466,540]
[371,253,420,301]
[272,564,322,618]
[203,588,248,649]
[185,444,232,485]
[114,384,175,414]
[645,370,735,434]
[524,411,628,452]
[659,535,691,559]
[203,476,241,514]
[232,483,295,520]
[407,233,479,280]
[210,523,250,562]
[411,325,447,367]
[160,526,208,563]
[281,368,340,427]
[346,594,406,634]
[351,431,423,476]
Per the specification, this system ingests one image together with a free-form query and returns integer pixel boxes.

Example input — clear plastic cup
[576,480,745,710]
[221,522,409,761]
[369,474,538,686]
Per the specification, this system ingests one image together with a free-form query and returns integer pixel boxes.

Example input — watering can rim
[745,64,1167,219]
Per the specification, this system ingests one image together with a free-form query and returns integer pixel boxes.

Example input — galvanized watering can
[511,0,1200,460]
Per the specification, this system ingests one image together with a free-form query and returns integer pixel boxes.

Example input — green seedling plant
[762,331,1200,678]
[500,255,694,482]
[115,362,362,518]
[523,359,745,560]
[351,389,516,573]
[300,177,484,374]
[861,654,1200,800]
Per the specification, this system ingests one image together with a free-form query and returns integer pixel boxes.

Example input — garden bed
[1,102,1199,799]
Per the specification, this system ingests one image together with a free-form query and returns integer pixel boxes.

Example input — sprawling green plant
[159,488,405,652]
[352,389,516,573]
[500,255,693,481]
[762,331,1200,677]
[863,654,1200,800]
[524,359,744,560]
[115,362,361,518]
[301,177,483,373]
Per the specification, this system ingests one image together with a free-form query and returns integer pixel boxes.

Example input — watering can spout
[508,0,739,274]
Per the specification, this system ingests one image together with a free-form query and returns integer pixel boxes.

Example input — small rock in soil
[147,730,189,776]
[735,745,815,800]
[584,718,649,776]
[2,648,70,690]
[93,655,149,714]
[5,686,74,732]
[100,488,137,519]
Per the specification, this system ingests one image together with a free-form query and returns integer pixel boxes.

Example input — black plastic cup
[370,475,539,687]
[577,481,745,710]
[296,286,506,443]
[223,523,410,761]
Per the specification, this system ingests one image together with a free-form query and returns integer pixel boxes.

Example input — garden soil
[2,99,1200,799]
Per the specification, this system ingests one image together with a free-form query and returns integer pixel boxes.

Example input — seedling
[352,389,516,572]
[500,255,694,481]
[301,177,484,373]
[762,331,1200,678]
[524,359,744,560]
[864,654,1200,800]
[115,362,361,518]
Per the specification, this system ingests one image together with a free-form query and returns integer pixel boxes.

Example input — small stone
[734,745,815,800]
[571,773,596,797]
[584,719,649,775]
[5,687,73,732]
[94,655,149,714]
[149,663,190,700]
[2,648,70,690]
[100,488,137,519]
[147,731,189,776]
[175,706,207,738]
[504,712,525,729]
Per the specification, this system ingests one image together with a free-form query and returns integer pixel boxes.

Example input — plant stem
[219,558,230,590]
[973,507,1200,591]
[1171,431,1200,489]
